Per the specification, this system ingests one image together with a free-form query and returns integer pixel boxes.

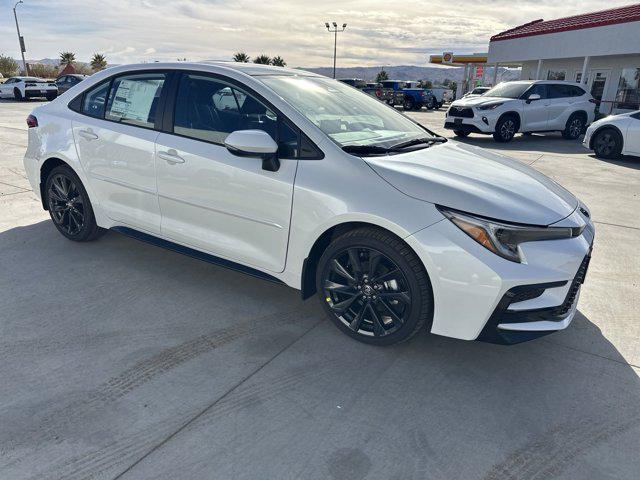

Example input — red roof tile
[491,3,640,41]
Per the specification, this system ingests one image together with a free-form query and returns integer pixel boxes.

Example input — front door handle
[78,129,98,140]
[158,150,185,164]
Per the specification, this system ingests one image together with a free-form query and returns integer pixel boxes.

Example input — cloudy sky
[0,0,634,67]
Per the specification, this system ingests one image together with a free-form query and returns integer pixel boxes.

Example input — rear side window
[81,81,110,118]
[105,73,166,128]
[548,84,584,98]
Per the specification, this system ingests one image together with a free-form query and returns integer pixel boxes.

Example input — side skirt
[110,226,285,285]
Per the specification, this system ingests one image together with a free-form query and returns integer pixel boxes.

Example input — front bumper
[444,112,496,134]
[405,212,594,344]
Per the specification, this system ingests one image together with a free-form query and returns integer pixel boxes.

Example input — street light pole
[325,21,346,79]
[13,0,28,75]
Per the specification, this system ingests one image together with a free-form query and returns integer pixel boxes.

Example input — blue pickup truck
[379,80,437,111]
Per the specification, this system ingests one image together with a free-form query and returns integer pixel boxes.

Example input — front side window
[259,75,432,149]
[523,84,548,99]
[105,73,166,128]
[81,81,110,118]
[174,74,277,145]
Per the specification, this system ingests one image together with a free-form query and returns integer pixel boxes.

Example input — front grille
[553,253,591,316]
[448,106,474,118]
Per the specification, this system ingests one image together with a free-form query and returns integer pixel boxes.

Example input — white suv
[23,63,594,346]
[445,80,596,142]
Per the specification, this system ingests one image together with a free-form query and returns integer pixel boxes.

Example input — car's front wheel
[592,128,623,159]
[316,227,433,346]
[493,115,517,142]
[14,88,24,101]
[45,165,105,241]
[403,97,414,111]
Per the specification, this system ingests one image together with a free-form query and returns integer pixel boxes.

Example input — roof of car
[197,61,321,77]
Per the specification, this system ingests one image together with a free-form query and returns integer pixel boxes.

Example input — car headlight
[477,102,503,110]
[438,207,580,263]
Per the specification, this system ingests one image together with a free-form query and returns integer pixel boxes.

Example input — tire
[562,113,585,140]
[425,97,435,110]
[316,227,433,346]
[14,88,24,101]
[413,103,423,111]
[592,128,623,159]
[435,102,442,110]
[453,130,470,138]
[45,165,105,242]
[46,93,58,101]
[493,115,518,142]
[402,97,414,111]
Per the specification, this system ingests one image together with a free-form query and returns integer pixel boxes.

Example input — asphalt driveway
[1,99,639,480]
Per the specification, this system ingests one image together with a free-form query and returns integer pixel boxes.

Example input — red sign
[475,66,484,78]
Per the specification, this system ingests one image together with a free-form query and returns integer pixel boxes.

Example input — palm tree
[271,56,286,67]
[233,52,250,63]
[59,52,76,67]
[90,53,107,72]
[253,54,271,65]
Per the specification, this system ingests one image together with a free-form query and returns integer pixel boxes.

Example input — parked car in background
[24,62,594,346]
[379,80,437,111]
[424,88,451,109]
[463,86,491,98]
[0,76,58,101]
[338,78,367,89]
[445,80,596,142]
[55,74,87,94]
[361,82,383,100]
[584,110,640,159]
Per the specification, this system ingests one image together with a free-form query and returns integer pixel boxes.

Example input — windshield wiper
[389,136,447,151]
[342,145,390,155]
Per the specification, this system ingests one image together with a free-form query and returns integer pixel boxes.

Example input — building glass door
[589,70,610,114]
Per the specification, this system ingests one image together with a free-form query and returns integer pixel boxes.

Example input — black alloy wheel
[45,165,104,241]
[14,88,24,101]
[317,228,433,345]
[593,128,622,159]
[493,116,517,142]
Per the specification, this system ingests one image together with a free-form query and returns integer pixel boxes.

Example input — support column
[492,63,499,86]
[457,64,469,98]
[580,56,590,84]
[535,59,543,80]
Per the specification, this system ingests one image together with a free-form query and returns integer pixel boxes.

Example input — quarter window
[81,81,110,118]
[105,73,166,128]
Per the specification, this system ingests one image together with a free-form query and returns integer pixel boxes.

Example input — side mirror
[526,93,541,104]
[224,130,280,172]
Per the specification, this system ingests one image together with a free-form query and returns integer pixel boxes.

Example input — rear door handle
[158,150,185,164]
[78,129,98,140]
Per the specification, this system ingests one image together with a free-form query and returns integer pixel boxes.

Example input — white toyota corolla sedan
[23,62,595,346]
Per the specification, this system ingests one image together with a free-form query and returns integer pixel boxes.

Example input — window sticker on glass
[109,80,156,122]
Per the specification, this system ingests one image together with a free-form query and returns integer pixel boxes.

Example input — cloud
[0,0,633,67]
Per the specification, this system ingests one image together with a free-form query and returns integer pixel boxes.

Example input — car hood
[365,141,578,226]
[452,96,510,107]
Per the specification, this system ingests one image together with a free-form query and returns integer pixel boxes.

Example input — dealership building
[487,3,640,114]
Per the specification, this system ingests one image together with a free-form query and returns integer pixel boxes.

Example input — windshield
[483,82,532,99]
[259,75,432,149]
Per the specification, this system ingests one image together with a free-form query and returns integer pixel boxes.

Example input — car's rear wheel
[453,129,470,138]
[13,88,24,101]
[562,113,585,140]
[592,128,623,159]
[45,165,105,242]
[493,115,517,142]
[316,227,433,346]
[425,97,435,110]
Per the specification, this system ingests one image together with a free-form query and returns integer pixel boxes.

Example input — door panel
[521,84,549,131]
[155,133,297,272]
[155,73,297,272]
[72,72,167,233]
[547,84,573,130]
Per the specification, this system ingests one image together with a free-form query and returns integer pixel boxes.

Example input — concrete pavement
[1,99,639,479]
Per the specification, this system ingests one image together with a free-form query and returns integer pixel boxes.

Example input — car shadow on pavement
[586,153,640,170]
[1,220,638,480]
[454,133,588,155]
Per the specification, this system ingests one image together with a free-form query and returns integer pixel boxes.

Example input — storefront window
[615,68,640,110]
[547,70,566,81]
